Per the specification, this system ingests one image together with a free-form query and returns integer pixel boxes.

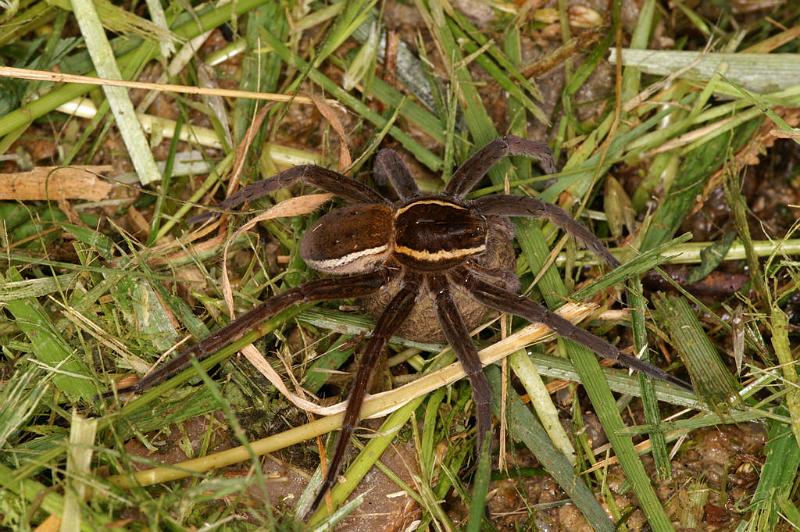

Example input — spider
[112,136,690,514]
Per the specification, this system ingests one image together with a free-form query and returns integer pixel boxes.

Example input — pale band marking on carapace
[395,244,487,262]
[394,199,466,217]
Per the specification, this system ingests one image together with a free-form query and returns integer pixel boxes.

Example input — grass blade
[487,366,614,531]
[61,410,98,532]
[652,293,740,410]
[610,49,800,93]
[771,307,800,447]
[2,268,93,401]
[749,415,800,530]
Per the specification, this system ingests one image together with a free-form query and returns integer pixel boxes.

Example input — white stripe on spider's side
[305,244,390,270]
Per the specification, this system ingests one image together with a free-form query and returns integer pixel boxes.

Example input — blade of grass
[617,0,678,473]
[3,268,94,401]
[486,366,614,531]
[313,0,377,69]
[629,275,671,479]
[0,3,58,47]
[749,415,800,530]
[61,410,98,532]
[770,307,800,447]
[517,224,674,530]
[465,428,493,532]
[620,0,656,100]
[641,118,760,250]
[0,366,50,448]
[723,165,769,302]
[652,294,740,410]
[0,272,81,302]
[233,2,287,145]
[611,50,800,93]
[508,349,575,461]
[546,237,800,268]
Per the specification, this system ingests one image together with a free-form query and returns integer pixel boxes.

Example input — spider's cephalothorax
[114,136,691,516]
[393,197,488,270]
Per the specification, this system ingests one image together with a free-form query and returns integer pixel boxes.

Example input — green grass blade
[652,294,740,410]
[630,275,671,479]
[771,307,800,447]
[465,428,492,532]
[641,118,760,250]
[611,50,800,93]
[749,415,800,530]
[0,366,50,448]
[486,366,614,531]
[3,268,94,401]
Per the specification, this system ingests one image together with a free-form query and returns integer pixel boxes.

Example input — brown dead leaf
[227,103,272,198]
[0,165,113,201]
[311,93,352,171]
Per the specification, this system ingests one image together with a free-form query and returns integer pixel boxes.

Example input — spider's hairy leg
[474,195,620,268]
[444,135,556,197]
[374,149,420,200]
[107,270,395,397]
[427,274,493,451]
[464,260,521,294]
[190,165,388,223]
[309,272,422,514]
[451,267,693,391]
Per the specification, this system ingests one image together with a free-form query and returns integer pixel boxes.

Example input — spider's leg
[450,267,692,391]
[190,165,388,223]
[474,194,620,268]
[444,135,556,198]
[108,269,396,397]
[465,260,521,294]
[374,149,420,200]
[309,272,421,514]
[427,274,493,451]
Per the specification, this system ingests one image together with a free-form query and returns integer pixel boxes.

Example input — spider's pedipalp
[374,149,420,200]
[474,194,620,268]
[444,135,556,198]
[189,164,387,224]
[309,272,422,515]
[110,269,396,396]
[451,267,692,390]
[427,274,493,450]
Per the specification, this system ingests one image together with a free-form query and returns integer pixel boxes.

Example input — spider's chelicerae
[115,136,690,513]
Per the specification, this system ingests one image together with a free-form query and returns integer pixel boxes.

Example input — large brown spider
[112,136,689,514]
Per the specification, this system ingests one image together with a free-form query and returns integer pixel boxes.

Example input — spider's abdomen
[300,204,393,274]
[393,198,487,271]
